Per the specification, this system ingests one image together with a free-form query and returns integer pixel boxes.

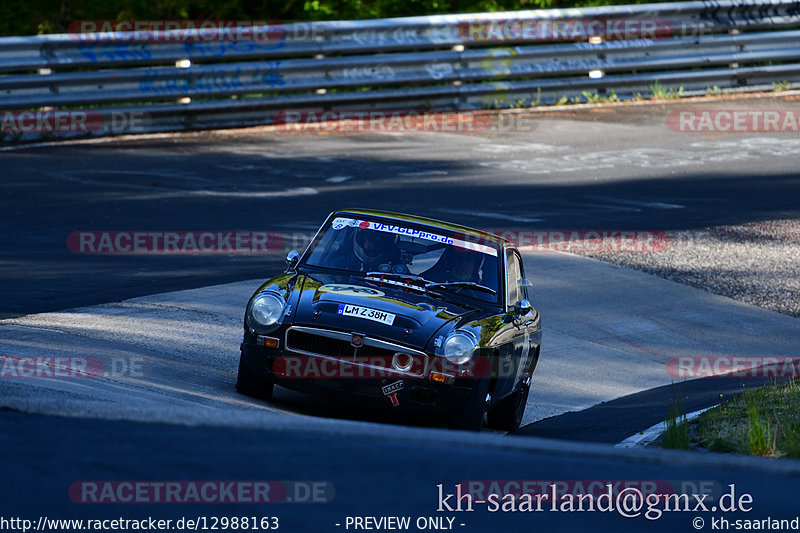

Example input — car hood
[292,272,475,349]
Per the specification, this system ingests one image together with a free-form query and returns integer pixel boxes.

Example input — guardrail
[1,0,799,141]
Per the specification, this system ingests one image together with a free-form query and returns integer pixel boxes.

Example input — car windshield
[303,215,502,304]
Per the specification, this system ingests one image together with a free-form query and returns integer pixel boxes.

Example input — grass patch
[650,81,685,100]
[694,379,800,458]
[662,384,690,450]
[773,80,792,92]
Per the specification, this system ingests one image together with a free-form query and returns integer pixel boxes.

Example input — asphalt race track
[3,251,799,431]
[4,100,800,318]
[2,97,800,531]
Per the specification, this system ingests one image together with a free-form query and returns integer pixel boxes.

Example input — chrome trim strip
[287,326,427,357]
[503,247,510,311]
[364,336,428,358]
[286,326,351,344]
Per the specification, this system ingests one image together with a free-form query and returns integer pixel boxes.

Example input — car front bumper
[240,340,476,415]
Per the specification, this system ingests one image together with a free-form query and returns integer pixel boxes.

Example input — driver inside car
[421,246,484,283]
[350,228,399,271]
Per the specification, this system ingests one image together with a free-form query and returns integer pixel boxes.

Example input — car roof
[335,208,511,247]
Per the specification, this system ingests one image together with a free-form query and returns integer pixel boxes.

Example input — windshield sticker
[448,238,498,257]
[318,284,384,297]
[331,217,360,230]
[331,218,498,257]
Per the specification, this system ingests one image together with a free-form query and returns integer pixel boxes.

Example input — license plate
[337,304,395,325]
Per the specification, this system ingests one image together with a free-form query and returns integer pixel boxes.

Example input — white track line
[0,132,185,151]
[615,405,717,448]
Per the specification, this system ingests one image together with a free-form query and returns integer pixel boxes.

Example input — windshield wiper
[426,281,497,295]
[364,272,496,299]
[364,272,431,283]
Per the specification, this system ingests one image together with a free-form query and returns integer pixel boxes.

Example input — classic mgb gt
[236,209,541,430]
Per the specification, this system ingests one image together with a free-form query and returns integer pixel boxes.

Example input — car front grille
[284,327,427,376]
[286,329,356,359]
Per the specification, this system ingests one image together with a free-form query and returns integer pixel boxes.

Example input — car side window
[506,250,521,306]
[506,250,528,307]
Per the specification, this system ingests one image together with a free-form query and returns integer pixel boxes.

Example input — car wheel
[235,351,274,401]
[486,384,530,432]
[449,378,490,431]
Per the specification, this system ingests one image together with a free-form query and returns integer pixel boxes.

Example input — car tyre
[486,384,530,432]
[449,378,490,431]
[235,350,274,401]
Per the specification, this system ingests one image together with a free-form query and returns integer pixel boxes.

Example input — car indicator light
[430,372,454,384]
[257,336,279,348]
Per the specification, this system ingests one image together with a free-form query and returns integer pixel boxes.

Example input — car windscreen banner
[331,217,498,257]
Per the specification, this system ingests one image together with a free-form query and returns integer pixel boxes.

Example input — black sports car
[236,209,542,431]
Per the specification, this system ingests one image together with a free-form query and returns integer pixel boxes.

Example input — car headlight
[443,330,477,365]
[249,292,286,330]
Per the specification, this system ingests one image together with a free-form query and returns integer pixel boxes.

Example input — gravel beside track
[580,219,800,318]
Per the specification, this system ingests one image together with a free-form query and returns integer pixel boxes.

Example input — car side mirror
[520,278,533,288]
[514,299,532,317]
[286,250,300,269]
